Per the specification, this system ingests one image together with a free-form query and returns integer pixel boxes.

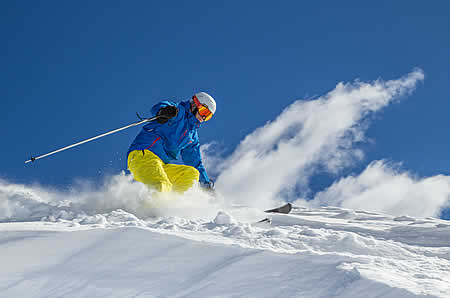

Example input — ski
[256,203,293,224]
[257,218,272,224]
[264,203,292,214]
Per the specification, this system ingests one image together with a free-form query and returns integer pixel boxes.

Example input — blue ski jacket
[127,100,211,184]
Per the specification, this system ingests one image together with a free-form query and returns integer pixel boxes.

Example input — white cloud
[311,160,450,218]
[212,69,425,209]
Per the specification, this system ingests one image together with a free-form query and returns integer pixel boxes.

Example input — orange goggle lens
[193,96,213,121]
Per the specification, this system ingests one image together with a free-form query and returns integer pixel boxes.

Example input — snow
[213,211,236,225]
[0,179,449,297]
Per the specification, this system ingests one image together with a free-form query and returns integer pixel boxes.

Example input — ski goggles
[192,95,213,121]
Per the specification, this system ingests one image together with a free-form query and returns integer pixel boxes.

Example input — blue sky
[2,1,449,218]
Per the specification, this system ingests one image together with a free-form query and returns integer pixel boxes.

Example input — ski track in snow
[1,197,449,298]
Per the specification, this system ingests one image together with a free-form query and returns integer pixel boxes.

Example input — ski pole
[25,115,161,164]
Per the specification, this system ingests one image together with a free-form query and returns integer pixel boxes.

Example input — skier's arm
[151,101,180,124]
[181,134,211,185]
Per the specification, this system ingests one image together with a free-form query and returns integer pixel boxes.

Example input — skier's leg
[127,150,173,192]
[163,163,200,193]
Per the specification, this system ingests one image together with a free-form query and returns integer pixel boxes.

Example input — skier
[127,92,216,193]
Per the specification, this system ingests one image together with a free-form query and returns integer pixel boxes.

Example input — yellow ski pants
[128,150,200,193]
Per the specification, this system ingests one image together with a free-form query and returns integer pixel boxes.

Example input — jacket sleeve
[151,101,179,117]
[180,132,210,184]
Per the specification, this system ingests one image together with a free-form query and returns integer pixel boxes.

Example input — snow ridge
[1,202,449,296]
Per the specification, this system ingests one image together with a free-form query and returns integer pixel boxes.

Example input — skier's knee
[185,166,200,182]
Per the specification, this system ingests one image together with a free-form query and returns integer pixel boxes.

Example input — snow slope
[1,184,449,297]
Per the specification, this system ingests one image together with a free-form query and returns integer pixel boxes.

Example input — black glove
[157,106,178,124]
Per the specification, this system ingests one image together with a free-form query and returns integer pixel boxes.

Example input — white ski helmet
[193,92,216,114]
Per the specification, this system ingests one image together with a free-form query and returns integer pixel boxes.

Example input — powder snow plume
[310,160,450,218]
[213,69,426,210]
[0,174,224,223]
